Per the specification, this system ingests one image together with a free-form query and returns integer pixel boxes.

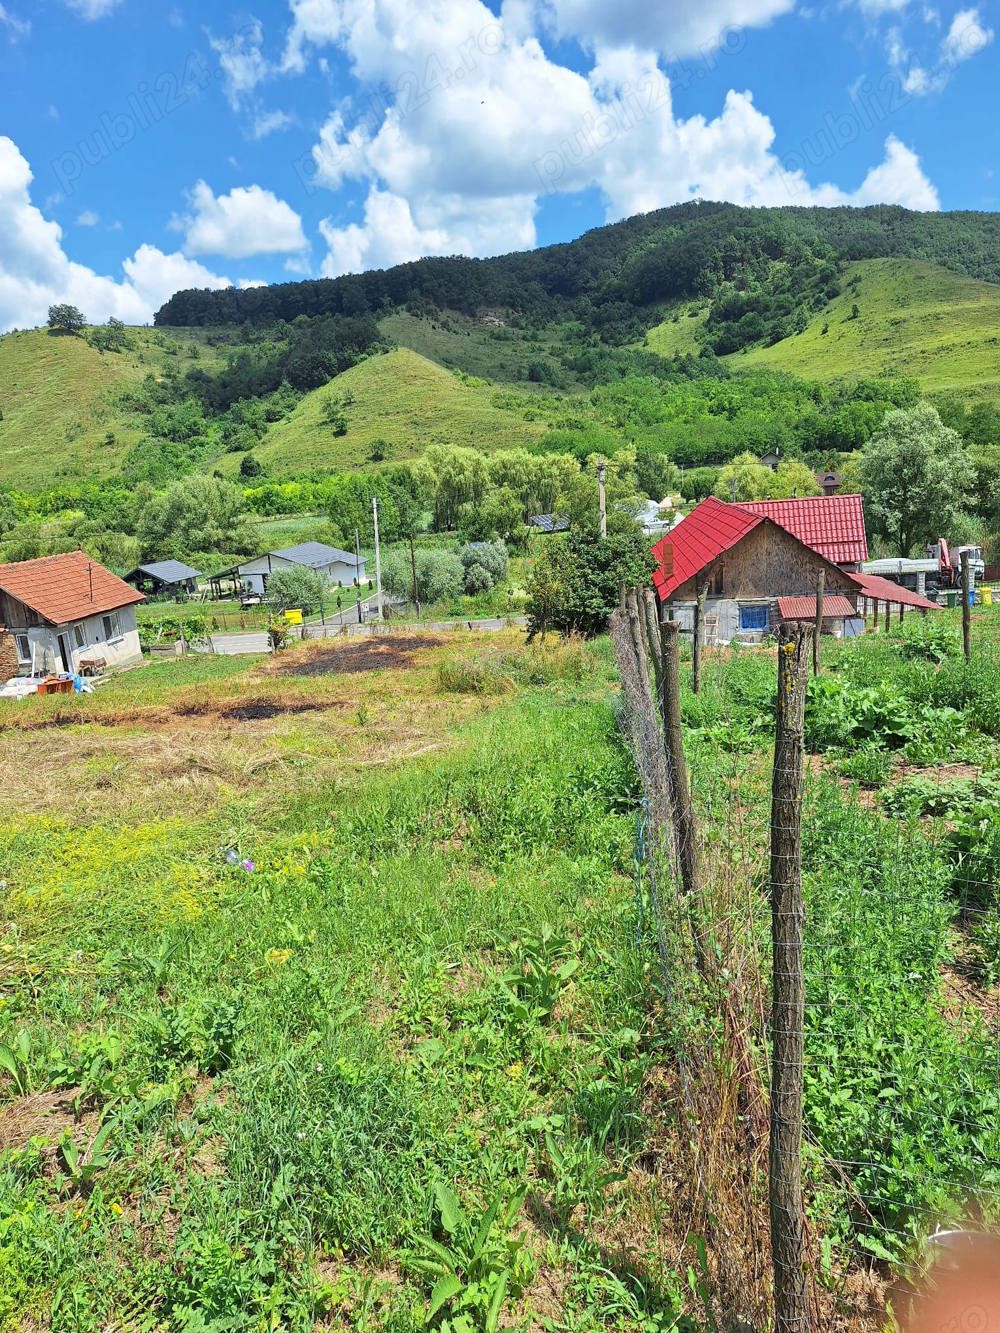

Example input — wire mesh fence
[611,590,1000,1332]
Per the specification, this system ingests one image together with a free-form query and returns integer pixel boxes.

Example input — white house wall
[17,606,141,674]
[237,555,369,596]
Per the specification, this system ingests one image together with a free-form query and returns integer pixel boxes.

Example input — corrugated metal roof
[0,551,145,626]
[849,572,942,610]
[130,560,202,583]
[275,542,362,568]
[734,494,868,565]
[652,496,764,600]
[777,595,858,620]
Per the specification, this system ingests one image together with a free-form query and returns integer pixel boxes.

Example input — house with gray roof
[125,560,202,598]
[233,542,368,596]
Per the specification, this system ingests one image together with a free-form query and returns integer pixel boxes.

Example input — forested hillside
[3,201,1000,573]
[155,202,1000,352]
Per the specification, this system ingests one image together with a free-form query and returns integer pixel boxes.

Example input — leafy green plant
[406,1183,532,1331]
[0,1030,34,1096]
[543,1128,625,1218]
[839,745,893,788]
[501,926,579,1025]
[58,1119,117,1192]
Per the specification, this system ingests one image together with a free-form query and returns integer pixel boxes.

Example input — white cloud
[941,6,993,63]
[210,18,270,109]
[537,0,796,59]
[173,180,308,259]
[76,210,100,227]
[297,1,940,277]
[65,0,123,18]
[0,4,30,39]
[0,136,231,332]
[252,108,296,139]
[238,278,269,288]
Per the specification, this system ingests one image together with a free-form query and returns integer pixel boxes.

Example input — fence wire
[611,597,1000,1333]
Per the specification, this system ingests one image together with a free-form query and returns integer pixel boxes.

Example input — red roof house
[0,551,145,678]
[732,494,868,567]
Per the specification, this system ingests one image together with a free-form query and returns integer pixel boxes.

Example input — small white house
[0,550,145,678]
[234,542,368,597]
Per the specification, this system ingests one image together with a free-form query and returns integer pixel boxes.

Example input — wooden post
[962,550,972,663]
[642,588,663,696]
[883,596,891,633]
[409,533,421,617]
[625,588,650,695]
[812,571,824,677]
[898,601,904,624]
[659,616,706,974]
[598,460,607,539]
[769,624,812,1333]
[693,584,707,695]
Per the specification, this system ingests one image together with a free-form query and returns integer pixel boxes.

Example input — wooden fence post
[769,624,812,1333]
[883,596,891,634]
[962,550,972,662]
[692,584,707,695]
[625,588,650,695]
[642,588,663,696]
[813,572,824,677]
[659,615,707,974]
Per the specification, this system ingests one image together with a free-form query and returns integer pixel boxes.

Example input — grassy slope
[642,303,709,358]
[0,634,688,1328]
[235,346,548,477]
[0,327,222,490]
[739,258,1000,396]
[382,309,574,386]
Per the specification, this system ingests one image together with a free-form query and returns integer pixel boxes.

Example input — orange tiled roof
[0,551,145,626]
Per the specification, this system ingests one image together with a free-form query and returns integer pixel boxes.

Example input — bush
[458,540,508,595]
[264,566,328,615]
[381,548,463,605]
[526,526,654,639]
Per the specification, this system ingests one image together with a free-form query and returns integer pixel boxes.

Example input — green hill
[737,259,1000,398]
[223,346,548,477]
[0,326,222,490]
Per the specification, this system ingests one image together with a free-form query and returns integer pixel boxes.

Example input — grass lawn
[0,633,692,1331]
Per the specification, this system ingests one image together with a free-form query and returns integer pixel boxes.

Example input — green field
[381,310,572,388]
[229,347,549,478]
[738,258,1000,396]
[0,632,692,1329]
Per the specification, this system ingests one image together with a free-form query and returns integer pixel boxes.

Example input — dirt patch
[0,1088,96,1156]
[218,698,326,721]
[276,635,444,678]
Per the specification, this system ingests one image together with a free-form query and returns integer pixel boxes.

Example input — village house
[0,550,145,678]
[652,494,938,644]
[225,541,368,599]
[125,560,202,599]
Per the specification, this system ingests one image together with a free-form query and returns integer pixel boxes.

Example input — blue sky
[0,0,996,330]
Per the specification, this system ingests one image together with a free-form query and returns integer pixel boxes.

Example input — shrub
[458,540,508,595]
[264,566,328,615]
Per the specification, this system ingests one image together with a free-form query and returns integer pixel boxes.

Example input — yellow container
[983,586,994,606]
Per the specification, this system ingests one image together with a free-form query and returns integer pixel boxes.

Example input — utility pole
[372,495,384,622]
[354,528,363,624]
[598,460,607,539]
[409,532,420,618]
[961,549,972,662]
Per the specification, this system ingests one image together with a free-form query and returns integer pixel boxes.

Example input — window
[73,624,86,649]
[101,612,121,641]
[15,634,30,664]
[739,604,768,632]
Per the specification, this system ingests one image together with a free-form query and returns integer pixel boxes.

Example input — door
[57,633,73,672]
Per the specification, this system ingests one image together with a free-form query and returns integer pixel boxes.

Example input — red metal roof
[0,550,145,626]
[733,495,868,565]
[777,595,858,620]
[652,496,764,601]
[848,572,941,611]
